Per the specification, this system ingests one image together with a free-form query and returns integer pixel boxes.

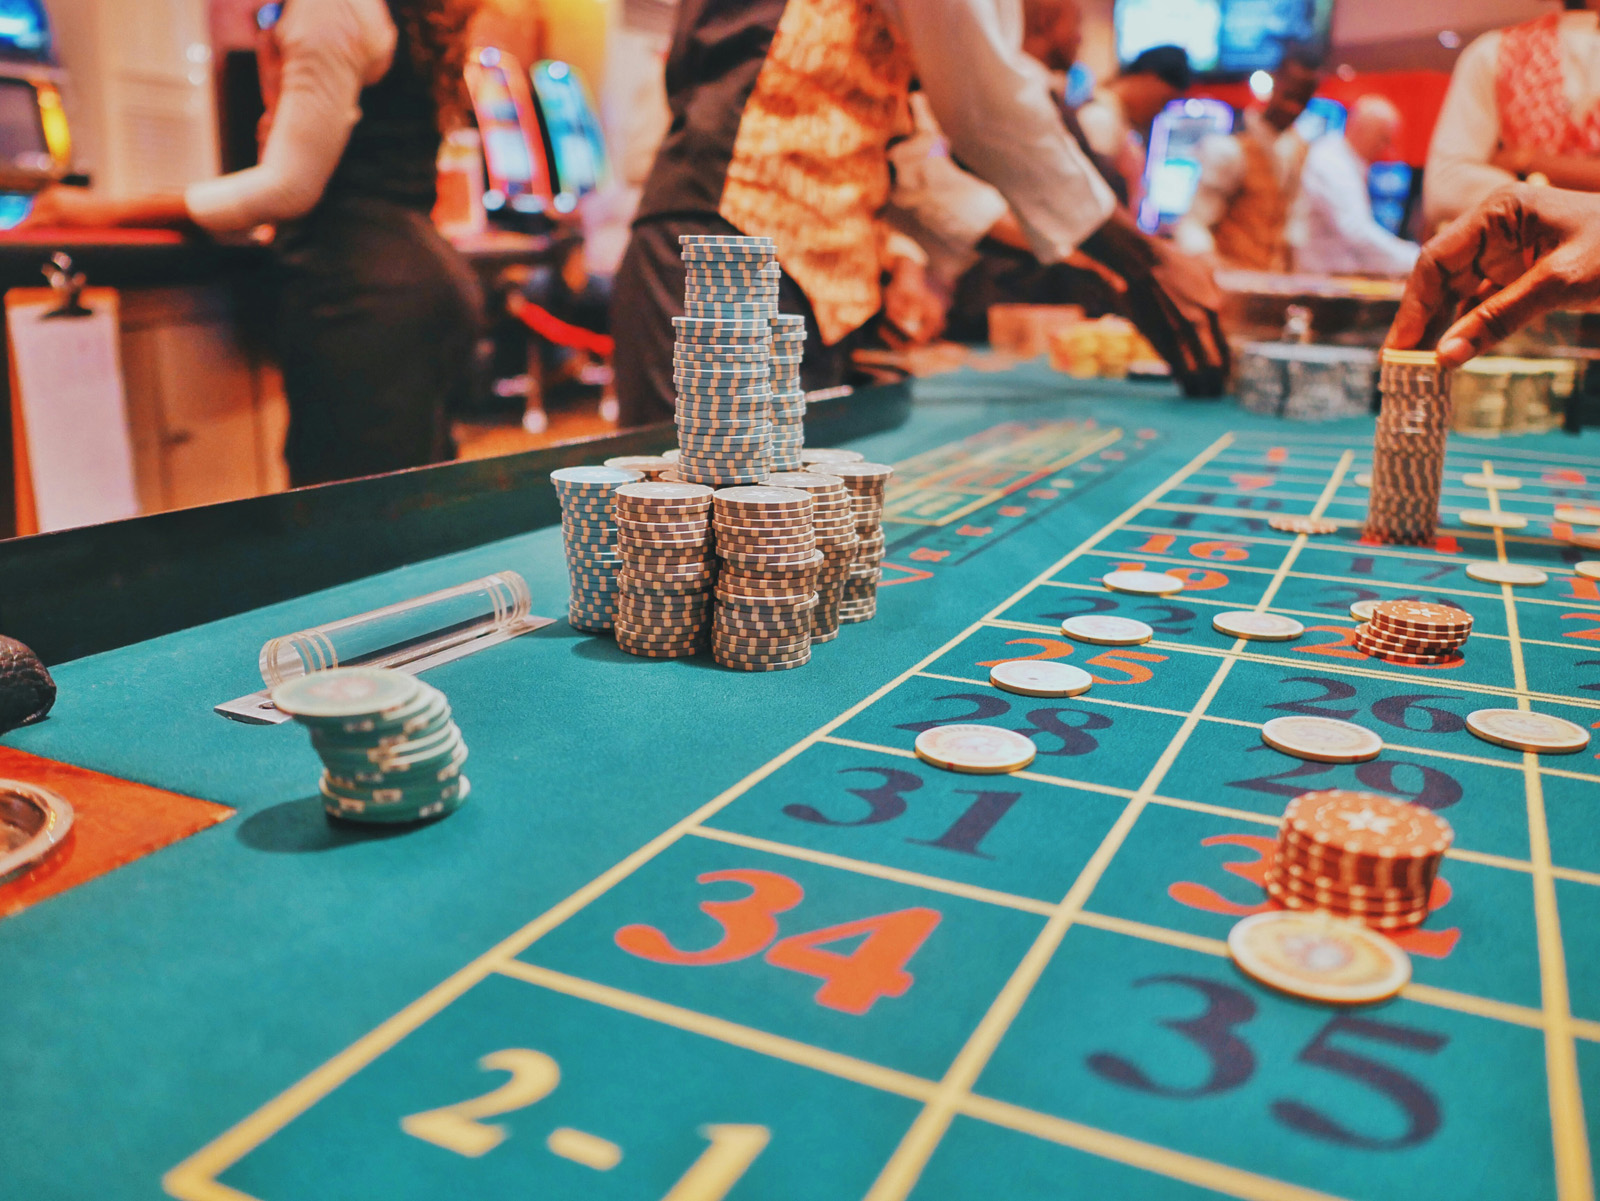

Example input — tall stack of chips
[769,314,807,470]
[768,471,855,643]
[711,486,818,671]
[1364,349,1454,545]
[612,482,717,657]
[673,234,779,487]
[1354,599,1472,665]
[833,462,894,623]
[1263,788,1453,931]
[270,667,469,825]
[553,466,645,632]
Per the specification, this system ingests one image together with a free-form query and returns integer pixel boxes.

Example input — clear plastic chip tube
[259,571,532,689]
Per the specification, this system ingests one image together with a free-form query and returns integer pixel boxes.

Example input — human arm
[1422,31,1514,232]
[1491,146,1600,193]
[877,227,946,346]
[1386,184,1600,366]
[184,0,395,232]
[884,0,1114,262]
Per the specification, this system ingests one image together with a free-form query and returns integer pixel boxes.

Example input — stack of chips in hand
[834,462,894,623]
[270,667,469,825]
[553,466,645,632]
[711,486,818,671]
[769,314,806,470]
[1364,349,1454,545]
[1263,788,1453,931]
[673,234,778,487]
[768,471,856,643]
[612,482,717,658]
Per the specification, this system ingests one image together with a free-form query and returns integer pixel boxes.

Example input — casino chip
[1059,615,1152,645]
[1464,561,1548,586]
[1102,570,1183,596]
[1261,716,1382,763]
[1466,709,1591,754]
[272,668,469,824]
[1349,600,1379,621]
[1555,505,1600,526]
[914,725,1037,774]
[1576,562,1600,581]
[800,448,865,465]
[1354,473,1372,487]
[989,660,1092,697]
[1268,515,1338,535]
[1212,611,1304,641]
[1462,472,1521,490]
[1459,510,1528,530]
[1228,911,1411,1004]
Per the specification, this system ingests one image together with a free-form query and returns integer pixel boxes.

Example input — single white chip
[989,660,1093,698]
[1228,911,1411,1005]
[1575,562,1600,581]
[1261,715,1383,763]
[1566,530,1600,551]
[1212,611,1304,641]
[1465,561,1548,586]
[1466,709,1590,754]
[1459,510,1528,530]
[1060,615,1154,646]
[1555,505,1600,526]
[1462,473,1522,491]
[1354,473,1373,487]
[1103,570,1184,596]
[913,724,1038,774]
[1349,599,1380,621]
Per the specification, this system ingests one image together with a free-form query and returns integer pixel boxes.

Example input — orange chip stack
[1353,599,1473,666]
[1264,789,1454,931]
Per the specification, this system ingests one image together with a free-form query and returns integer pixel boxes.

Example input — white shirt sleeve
[1422,30,1513,232]
[185,0,396,232]
[1076,95,1125,160]
[886,95,1010,275]
[1298,138,1420,275]
[1172,133,1244,257]
[880,0,1115,262]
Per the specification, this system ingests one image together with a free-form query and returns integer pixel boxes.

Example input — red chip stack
[1354,599,1473,665]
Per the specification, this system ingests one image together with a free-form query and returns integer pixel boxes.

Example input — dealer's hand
[1387,184,1600,367]
[883,257,947,347]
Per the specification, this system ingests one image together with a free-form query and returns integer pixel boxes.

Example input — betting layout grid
[168,426,1600,1201]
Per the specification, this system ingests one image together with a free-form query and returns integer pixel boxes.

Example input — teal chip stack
[673,233,778,488]
[270,667,469,824]
[552,465,646,631]
[769,314,806,470]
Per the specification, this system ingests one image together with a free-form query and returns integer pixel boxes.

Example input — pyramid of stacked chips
[673,234,779,488]
[711,485,819,671]
[768,471,856,643]
[1263,788,1453,931]
[553,465,645,632]
[612,481,717,657]
[1364,349,1454,546]
[1354,599,1472,665]
[833,462,894,623]
[769,314,807,470]
[604,455,675,480]
[270,667,469,824]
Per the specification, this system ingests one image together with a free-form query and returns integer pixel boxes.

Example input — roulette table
[3,364,1599,1201]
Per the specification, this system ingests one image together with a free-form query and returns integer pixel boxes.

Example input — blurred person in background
[25,0,485,487]
[611,0,1228,426]
[1174,45,1322,271]
[1076,44,1192,198]
[1296,95,1419,275]
[1425,0,1600,232]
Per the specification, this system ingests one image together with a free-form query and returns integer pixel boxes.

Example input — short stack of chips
[1354,599,1472,665]
[1263,788,1453,931]
[800,447,865,469]
[768,471,855,643]
[553,466,644,631]
[833,462,894,623]
[1363,349,1454,546]
[603,455,675,480]
[270,667,469,824]
[769,314,807,470]
[612,481,717,657]
[673,234,778,487]
[711,485,818,671]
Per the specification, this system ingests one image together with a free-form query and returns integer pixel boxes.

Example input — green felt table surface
[5,365,1600,1200]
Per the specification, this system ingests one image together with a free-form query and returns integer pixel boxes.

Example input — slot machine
[528,60,609,215]
[1138,97,1233,234]
[0,0,71,229]
[464,46,555,226]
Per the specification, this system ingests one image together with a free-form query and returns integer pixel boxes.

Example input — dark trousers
[611,214,849,428]
[275,196,484,487]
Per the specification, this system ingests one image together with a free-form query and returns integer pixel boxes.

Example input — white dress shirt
[1174,108,1307,259]
[185,0,397,232]
[1295,134,1419,276]
[1423,11,1600,231]
[879,0,1115,264]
